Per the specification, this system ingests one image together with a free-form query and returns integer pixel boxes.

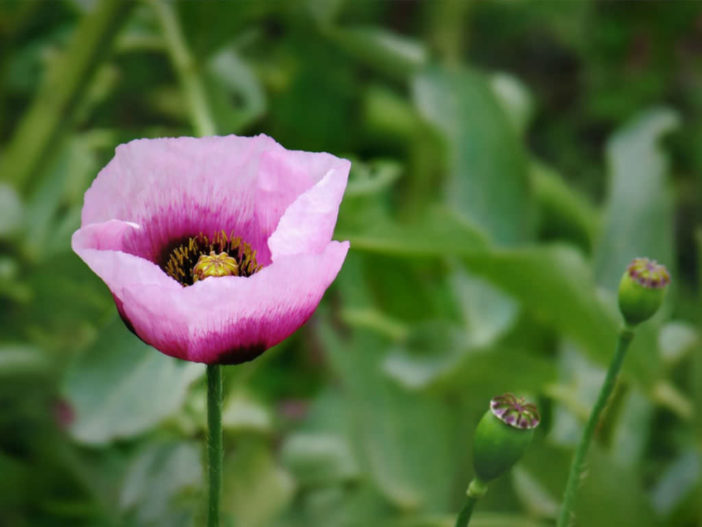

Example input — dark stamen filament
[161,231,262,286]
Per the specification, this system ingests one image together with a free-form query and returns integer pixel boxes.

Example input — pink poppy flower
[72,134,350,364]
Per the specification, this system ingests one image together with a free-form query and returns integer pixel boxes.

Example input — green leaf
[461,246,622,367]
[282,432,360,487]
[574,445,656,527]
[511,466,559,519]
[595,107,679,291]
[0,183,23,239]
[320,322,458,512]
[530,160,599,253]
[659,321,698,366]
[382,321,470,390]
[489,72,534,136]
[326,26,427,80]
[120,441,202,527]
[62,318,203,444]
[0,344,51,377]
[390,514,552,527]
[413,65,533,245]
[345,158,403,198]
[205,47,266,133]
[651,450,699,516]
[221,390,273,435]
[342,211,660,385]
[224,439,295,527]
[339,206,488,258]
[451,268,519,348]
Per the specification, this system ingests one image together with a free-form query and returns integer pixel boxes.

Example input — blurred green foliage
[0,1,700,526]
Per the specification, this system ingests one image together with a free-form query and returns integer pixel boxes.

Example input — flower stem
[557,326,635,527]
[454,496,478,527]
[206,364,223,527]
[455,478,487,527]
[1,0,133,192]
[151,0,217,137]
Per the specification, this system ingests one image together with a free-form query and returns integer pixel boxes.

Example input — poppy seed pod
[473,393,540,482]
[618,258,670,327]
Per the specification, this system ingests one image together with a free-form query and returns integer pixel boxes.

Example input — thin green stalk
[454,496,478,527]
[150,0,216,137]
[1,0,133,192]
[455,478,487,527]
[206,364,223,527]
[557,326,635,527]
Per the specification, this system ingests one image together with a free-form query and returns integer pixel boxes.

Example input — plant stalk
[151,0,216,137]
[454,496,478,527]
[206,364,223,527]
[455,478,487,527]
[1,0,133,192]
[557,326,635,526]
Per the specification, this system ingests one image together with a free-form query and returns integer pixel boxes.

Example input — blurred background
[1,0,700,526]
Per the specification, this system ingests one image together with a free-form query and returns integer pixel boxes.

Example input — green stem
[150,0,216,136]
[455,478,487,527]
[557,326,635,527]
[454,496,478,527]
[0,0,133,192]
[207,364,223,527]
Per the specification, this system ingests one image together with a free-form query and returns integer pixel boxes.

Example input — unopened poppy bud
[618,257,670,327]
[473,393,540,483]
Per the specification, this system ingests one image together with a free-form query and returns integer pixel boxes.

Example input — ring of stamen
[161,231,262,286]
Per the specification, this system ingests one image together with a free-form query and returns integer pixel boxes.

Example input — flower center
[193,251,239,282]
[490,393,541,430]
[627,257,671,289]
[161,231,262,286]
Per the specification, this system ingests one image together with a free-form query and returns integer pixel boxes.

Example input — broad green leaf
[489,72,534,136]
[305,0,346,25]
[320,322,458,512]
[512,466,559,519]
[62,318,203,444]
[382,321,470,390]
[13,253,112,349]
[390,515,551,527]
[651,450,699,516]
[282,433,360,487]
[224,439,295,527]
[338,206,488,258]
[384,336,555,395]
[120,441,201,527]
[609,387,654,467]
[343,213,659,384]
[461,245,660,383]
[221,390,272,435]
[362,85,422,144]
[451,268,519,348]
[595,107,679,291]
[548,344,608,446]
[574,446,656,527]
[345,158,402,198]
[659,321,698,366]
[0,256,31,302]
[0,344,51,377]
[521,442,656,527]
[531,160,599,253]
[414,65,533,245]
[463,246,616,359]
[326,26,427,80]
[206,47,266,133]
[0,182,23,238]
